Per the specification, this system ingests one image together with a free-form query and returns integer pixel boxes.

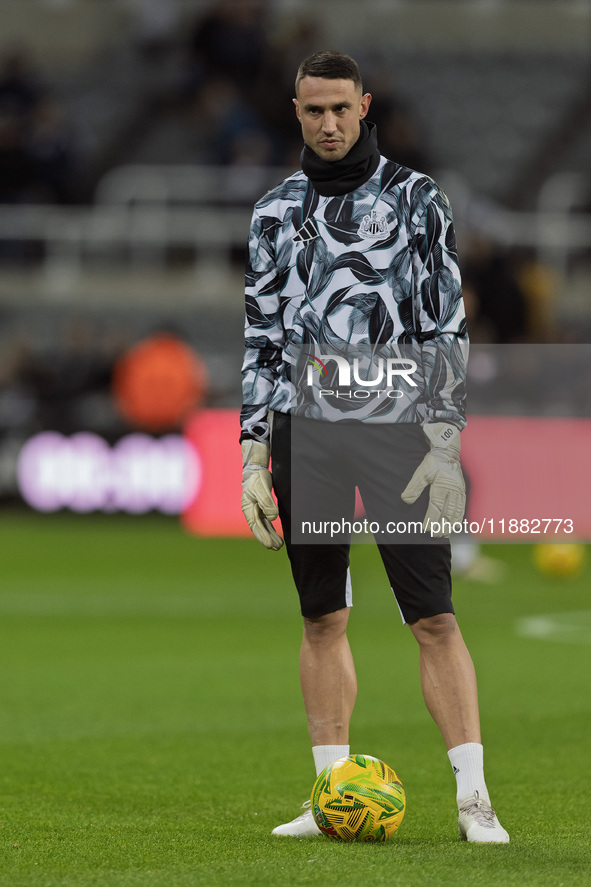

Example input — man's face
[294,76,372,162]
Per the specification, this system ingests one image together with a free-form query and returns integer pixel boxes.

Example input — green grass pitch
[0,511,590,886]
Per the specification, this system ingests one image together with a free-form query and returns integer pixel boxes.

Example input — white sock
[312,744,350,777]
[447,742,490,805]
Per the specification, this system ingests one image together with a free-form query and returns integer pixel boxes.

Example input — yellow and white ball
[311,754,405,842]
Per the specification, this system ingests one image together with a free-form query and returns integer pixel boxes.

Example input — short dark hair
[295,50,362,95]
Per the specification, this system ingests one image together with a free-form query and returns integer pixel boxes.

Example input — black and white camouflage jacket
[240,157,468,443]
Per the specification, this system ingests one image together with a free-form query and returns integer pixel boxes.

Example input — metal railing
[0,166,590,302]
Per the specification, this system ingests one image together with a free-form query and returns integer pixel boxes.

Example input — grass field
[0,511,589,886]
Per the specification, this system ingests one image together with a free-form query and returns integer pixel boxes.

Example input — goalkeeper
[240,50,508,844]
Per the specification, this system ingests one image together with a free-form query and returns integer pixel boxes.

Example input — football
[311,753,406,842]
[533,544,586,577]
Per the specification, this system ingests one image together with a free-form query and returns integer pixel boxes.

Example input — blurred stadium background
[1,5,591,883]
[1,0,591,524]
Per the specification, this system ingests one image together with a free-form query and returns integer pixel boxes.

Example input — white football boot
[458,791,510,843]
[271,800,322,837]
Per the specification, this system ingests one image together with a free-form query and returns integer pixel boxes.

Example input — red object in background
[461,415,591,538]
[113,334,208,431]
[182,410,591,540]
[182,409,252,537]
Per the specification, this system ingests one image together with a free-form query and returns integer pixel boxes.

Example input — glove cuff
[423,423,460,453]
[241,439,270,470]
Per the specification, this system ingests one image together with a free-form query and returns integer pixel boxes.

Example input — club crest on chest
[358,209,389,239]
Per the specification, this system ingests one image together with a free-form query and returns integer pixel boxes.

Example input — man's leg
[408,612,479,750]
[271,607,356,837]
[409,612,509,843]
[270,412,359,834]
[299,607,357,746]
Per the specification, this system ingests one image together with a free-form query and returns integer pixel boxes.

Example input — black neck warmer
[300,120,381,197]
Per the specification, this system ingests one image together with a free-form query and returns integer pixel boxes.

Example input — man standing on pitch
[240,50,509,843]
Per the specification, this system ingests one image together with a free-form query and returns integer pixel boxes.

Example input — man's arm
[401,183,468,535]
[410,181,468,429]
[240,206,286,549]
[240,206,286,444]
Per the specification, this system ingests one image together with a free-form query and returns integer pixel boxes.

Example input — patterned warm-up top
[240,157,468,443]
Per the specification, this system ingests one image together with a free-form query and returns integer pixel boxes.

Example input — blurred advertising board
[17,431,202,515]
[182,409,249,537]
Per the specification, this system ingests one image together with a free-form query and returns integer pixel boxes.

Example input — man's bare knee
[409,612,458,646]
[303,607,350,644]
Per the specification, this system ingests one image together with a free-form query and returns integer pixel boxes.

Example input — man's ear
[360,92,372,119]
[293,98,301,121]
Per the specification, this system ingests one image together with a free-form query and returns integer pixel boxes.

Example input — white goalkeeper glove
[400,423,466,537]
[241,440,284,551]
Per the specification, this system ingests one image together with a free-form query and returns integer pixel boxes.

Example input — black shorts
[270,411,453,623]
